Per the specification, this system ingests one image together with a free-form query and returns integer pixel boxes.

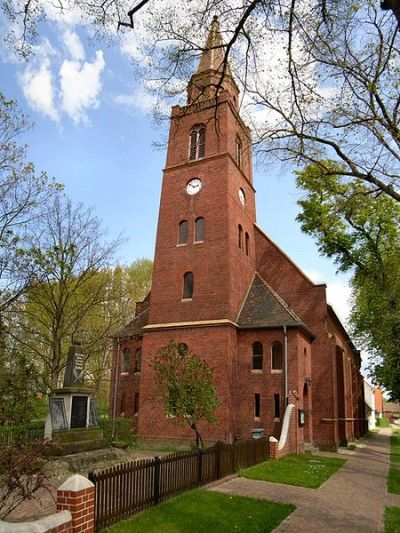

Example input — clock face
[186,178,203,195]
[239,188,245,206]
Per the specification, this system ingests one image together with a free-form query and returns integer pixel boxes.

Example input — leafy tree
[0,92,60,315]
[0,346,43,424]
[152,340,219,449]
[84,258,153,412]
[7,194,122,390]
[4,3,400,202]
[296,160,400,399]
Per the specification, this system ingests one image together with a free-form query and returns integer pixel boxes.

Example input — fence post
[197,448,203,486]
[153,456,161,506]
[253,438,256,465]
[215,441,221,480]
[88,468,95,484]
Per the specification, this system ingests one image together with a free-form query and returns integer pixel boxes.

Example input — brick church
[111,19,366,451]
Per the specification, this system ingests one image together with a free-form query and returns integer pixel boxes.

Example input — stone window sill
[271,369,283,374]
[181,298,192,302]
[251,369,263,374]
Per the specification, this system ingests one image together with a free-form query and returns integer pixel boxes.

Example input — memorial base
[49,427,106,456]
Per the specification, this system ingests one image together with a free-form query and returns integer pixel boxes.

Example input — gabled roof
[237,273,314,338]
[112,308,149,339]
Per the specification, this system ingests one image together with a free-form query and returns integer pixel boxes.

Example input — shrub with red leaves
[0,440,50,519]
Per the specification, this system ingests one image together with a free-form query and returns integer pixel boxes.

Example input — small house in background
[364,382,376,430]
[374,388,384,419]
[384,401,400,423]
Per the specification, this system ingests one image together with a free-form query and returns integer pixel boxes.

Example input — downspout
[283,325,288,406]
[112,335,121,441]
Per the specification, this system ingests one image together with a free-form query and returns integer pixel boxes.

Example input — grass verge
[391,430,400,463]
[241,454,346,489]
[388,468,400,494]
[385,507,400,532]
[103,489,295,532]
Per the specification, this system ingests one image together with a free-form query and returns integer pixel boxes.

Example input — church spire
[196,16,232,77]
[187,16,238,104]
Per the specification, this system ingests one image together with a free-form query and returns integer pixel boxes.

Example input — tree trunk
[190,423,204,450]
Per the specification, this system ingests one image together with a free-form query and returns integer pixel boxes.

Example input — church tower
[148,17,256,326]
[139,18,258,442]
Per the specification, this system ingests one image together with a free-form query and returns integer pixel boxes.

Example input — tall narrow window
[272,341,283,370]
[134,393,140,414]
[189,125,206,160]
[195,217,205,242]
[245,232,250,256]
[134,347,142,372]
[183,272,194,299]
[238,224,243,250]
[252,342,263,370]
[274,394,280,418]
[178,220,188,244]
[122,348,130,373]
[236,136,242,169]
[254,393,260,418]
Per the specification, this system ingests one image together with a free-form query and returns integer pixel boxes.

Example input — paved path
[211,429,392,532]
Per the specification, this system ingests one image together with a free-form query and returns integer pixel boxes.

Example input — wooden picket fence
[90,437,270,531]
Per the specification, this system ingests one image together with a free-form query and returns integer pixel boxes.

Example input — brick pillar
[57,474,95,533]
[269,436,278,459]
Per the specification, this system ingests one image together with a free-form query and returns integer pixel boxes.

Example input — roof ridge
[254,272,307,326]
[253,223,326,288]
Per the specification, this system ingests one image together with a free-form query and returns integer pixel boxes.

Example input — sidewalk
[210,429,392,532]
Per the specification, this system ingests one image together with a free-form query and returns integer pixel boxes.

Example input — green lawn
[391,431,400,463]
[385,507,400,532]
[241,454,346,489]
[103,490,295,532]
[388,468,400,494]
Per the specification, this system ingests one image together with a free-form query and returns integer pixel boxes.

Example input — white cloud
[20,57,59,121]
[115,89,156,114]
[302,268,325,284]
[326,282,352,327]
[44,3,84,27]
[303,268,352,326]
[59,50,105,124]
[63,30,85,61]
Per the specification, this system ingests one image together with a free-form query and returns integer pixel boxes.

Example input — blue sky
[0,13,353,329]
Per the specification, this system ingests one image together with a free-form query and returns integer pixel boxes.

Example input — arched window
[189,125,206,160]
[183,272,194,299]
[134,347,142,372]
[238,224,243,250]
[252,342,263,370]
[245,232,250,256]
[178,220,188,244]
[271,341,283,370]
[236,136,242,169]
[122,348,130,373]
[195,217,205,242]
